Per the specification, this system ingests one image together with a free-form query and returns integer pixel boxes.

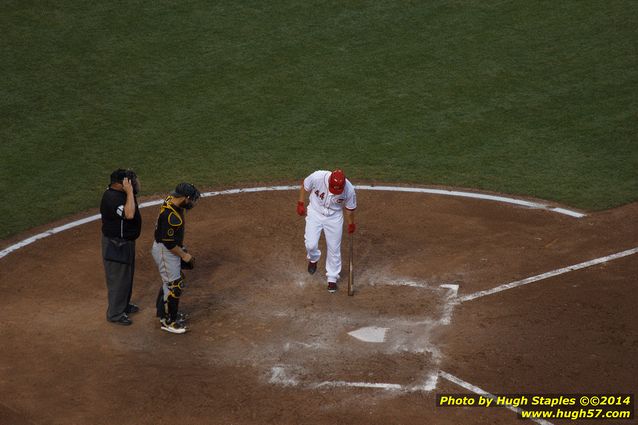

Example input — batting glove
[296,201,306,216]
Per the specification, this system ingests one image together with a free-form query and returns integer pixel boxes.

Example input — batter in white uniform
[297,169,357,292]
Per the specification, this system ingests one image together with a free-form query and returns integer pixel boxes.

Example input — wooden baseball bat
[348,232,354,296]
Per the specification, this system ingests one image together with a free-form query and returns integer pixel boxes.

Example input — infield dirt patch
[1,188,636,424]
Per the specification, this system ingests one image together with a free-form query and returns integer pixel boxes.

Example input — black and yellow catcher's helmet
[171,182,201,202]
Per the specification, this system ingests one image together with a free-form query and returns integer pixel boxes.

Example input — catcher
[151,182,200,334]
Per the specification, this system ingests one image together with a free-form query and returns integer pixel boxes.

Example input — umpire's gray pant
[102,235,136,322]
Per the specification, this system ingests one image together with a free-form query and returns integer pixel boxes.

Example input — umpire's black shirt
[100,187,142,240]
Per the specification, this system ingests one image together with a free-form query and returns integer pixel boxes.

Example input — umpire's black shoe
[111,315,132,326]
[308,261,317,275]
[126,303,140,314]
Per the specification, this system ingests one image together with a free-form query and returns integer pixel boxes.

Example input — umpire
[100,169,142,326]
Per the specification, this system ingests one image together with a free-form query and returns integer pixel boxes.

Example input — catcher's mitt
[181,257,194,270]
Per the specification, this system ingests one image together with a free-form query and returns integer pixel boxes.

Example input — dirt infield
[1,188,636,425]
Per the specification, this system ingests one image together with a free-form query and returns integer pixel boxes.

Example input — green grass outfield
[1,0,637,239]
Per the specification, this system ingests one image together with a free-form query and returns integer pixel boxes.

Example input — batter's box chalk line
[268,365,439,393]
[267,367,554,425]
[370,278,459,326]
[266,280,458,392]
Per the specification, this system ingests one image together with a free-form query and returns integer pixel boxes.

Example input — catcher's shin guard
[168,277,184,299]
[166,277,185,322]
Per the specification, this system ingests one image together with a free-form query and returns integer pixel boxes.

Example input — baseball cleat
[308,261,317,275]
[327,282,337,293]
[111,314,132,326]
[161,320,187,334]
[160,314,188,327]
[174,312,189,327]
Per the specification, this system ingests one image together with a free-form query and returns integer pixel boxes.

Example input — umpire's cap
[172,182,201,201]
[110,168,137,184]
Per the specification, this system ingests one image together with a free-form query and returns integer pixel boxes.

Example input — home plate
[348,326,389,343]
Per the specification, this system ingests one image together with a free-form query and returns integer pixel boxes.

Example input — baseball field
[1,1,637,424]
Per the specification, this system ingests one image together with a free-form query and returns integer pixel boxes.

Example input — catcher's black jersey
[154,197,185,249]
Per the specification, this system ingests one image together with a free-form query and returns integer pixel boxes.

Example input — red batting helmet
[328,169,346,195]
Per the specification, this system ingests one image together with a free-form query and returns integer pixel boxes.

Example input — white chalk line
[439,371,554,425]
[313,374,440,393]
[359,186,585,218]
[1,185,584,259]
[458,247,638,303]
[271,368,554,424]
[269,283,456,393]
[314,381,405,391]
[269,366,439,393]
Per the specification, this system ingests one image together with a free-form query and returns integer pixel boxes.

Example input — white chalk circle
[0,185,585,259]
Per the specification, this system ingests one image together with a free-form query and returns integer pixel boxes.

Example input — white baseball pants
[304,208,344,283]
